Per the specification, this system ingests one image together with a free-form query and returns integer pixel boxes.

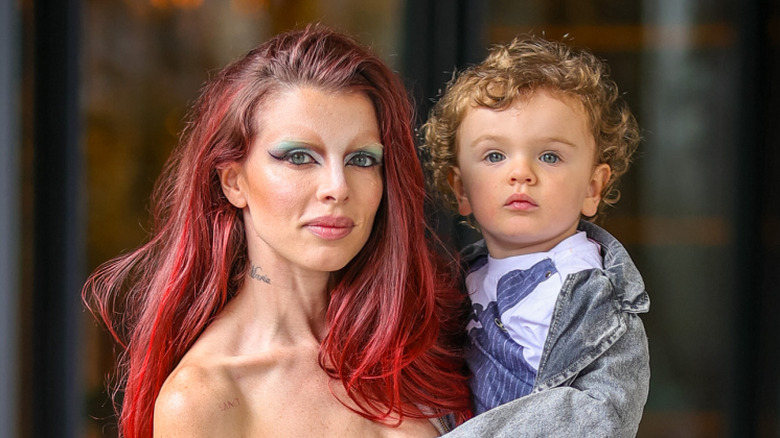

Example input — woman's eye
[347,152,382,168]
[269,143,321,166]
[540,153,560,164]
[287,151,314,165]
[486,152,505,163]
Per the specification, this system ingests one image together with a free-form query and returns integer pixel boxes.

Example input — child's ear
[217,163,248,209]
[448,167,473,216]
[581,163,611,217]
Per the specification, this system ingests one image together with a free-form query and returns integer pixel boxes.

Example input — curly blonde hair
[422,35,640,221]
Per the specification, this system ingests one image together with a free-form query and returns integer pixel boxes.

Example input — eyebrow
[275,140,311,149]
[466,135,579,148]
[358,142,385,151]
[464,134,502,148]
[539,136,579,148]
[273,140,385,154]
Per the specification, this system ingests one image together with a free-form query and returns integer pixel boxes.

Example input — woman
[84,25,471,437]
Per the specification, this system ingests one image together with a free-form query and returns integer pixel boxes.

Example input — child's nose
[508,159,536,185]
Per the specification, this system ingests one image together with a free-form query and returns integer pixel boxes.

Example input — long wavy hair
[84,24,471,438]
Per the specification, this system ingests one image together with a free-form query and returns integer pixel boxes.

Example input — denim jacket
[444,221,651,438]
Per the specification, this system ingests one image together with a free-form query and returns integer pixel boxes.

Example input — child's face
[450,89,610,259]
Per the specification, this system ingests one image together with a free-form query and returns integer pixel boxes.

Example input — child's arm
[445,311,650,438]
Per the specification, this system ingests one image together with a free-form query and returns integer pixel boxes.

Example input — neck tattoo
[249,263,271,284]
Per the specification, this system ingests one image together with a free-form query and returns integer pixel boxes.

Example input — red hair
[83,24,471,438]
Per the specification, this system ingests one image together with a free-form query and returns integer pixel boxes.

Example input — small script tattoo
[249,264,271,284]
[219,397,240,412]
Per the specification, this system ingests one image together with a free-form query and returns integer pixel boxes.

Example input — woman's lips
[305,216,355,240]
[505,193,538,211]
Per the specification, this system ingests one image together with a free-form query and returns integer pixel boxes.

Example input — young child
[425,36,650,437]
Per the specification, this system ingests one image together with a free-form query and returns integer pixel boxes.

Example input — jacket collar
[460,220,649,313]
[577,220,649,313]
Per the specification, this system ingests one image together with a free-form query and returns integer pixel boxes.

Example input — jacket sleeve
[444,312,650,438]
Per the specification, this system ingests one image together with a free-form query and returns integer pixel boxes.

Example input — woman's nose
[317,165,350,203]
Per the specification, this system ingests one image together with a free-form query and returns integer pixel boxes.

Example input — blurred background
[1,0,779,437]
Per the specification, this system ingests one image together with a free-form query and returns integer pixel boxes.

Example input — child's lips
[505,193,538,211]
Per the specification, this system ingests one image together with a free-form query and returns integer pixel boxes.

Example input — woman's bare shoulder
[153,360,245,437]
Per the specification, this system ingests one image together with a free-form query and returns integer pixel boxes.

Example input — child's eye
[485,152,506,163]
[540,153,560,164]
[347,151,383,168]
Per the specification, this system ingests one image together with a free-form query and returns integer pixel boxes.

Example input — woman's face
[220,87,384,275]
